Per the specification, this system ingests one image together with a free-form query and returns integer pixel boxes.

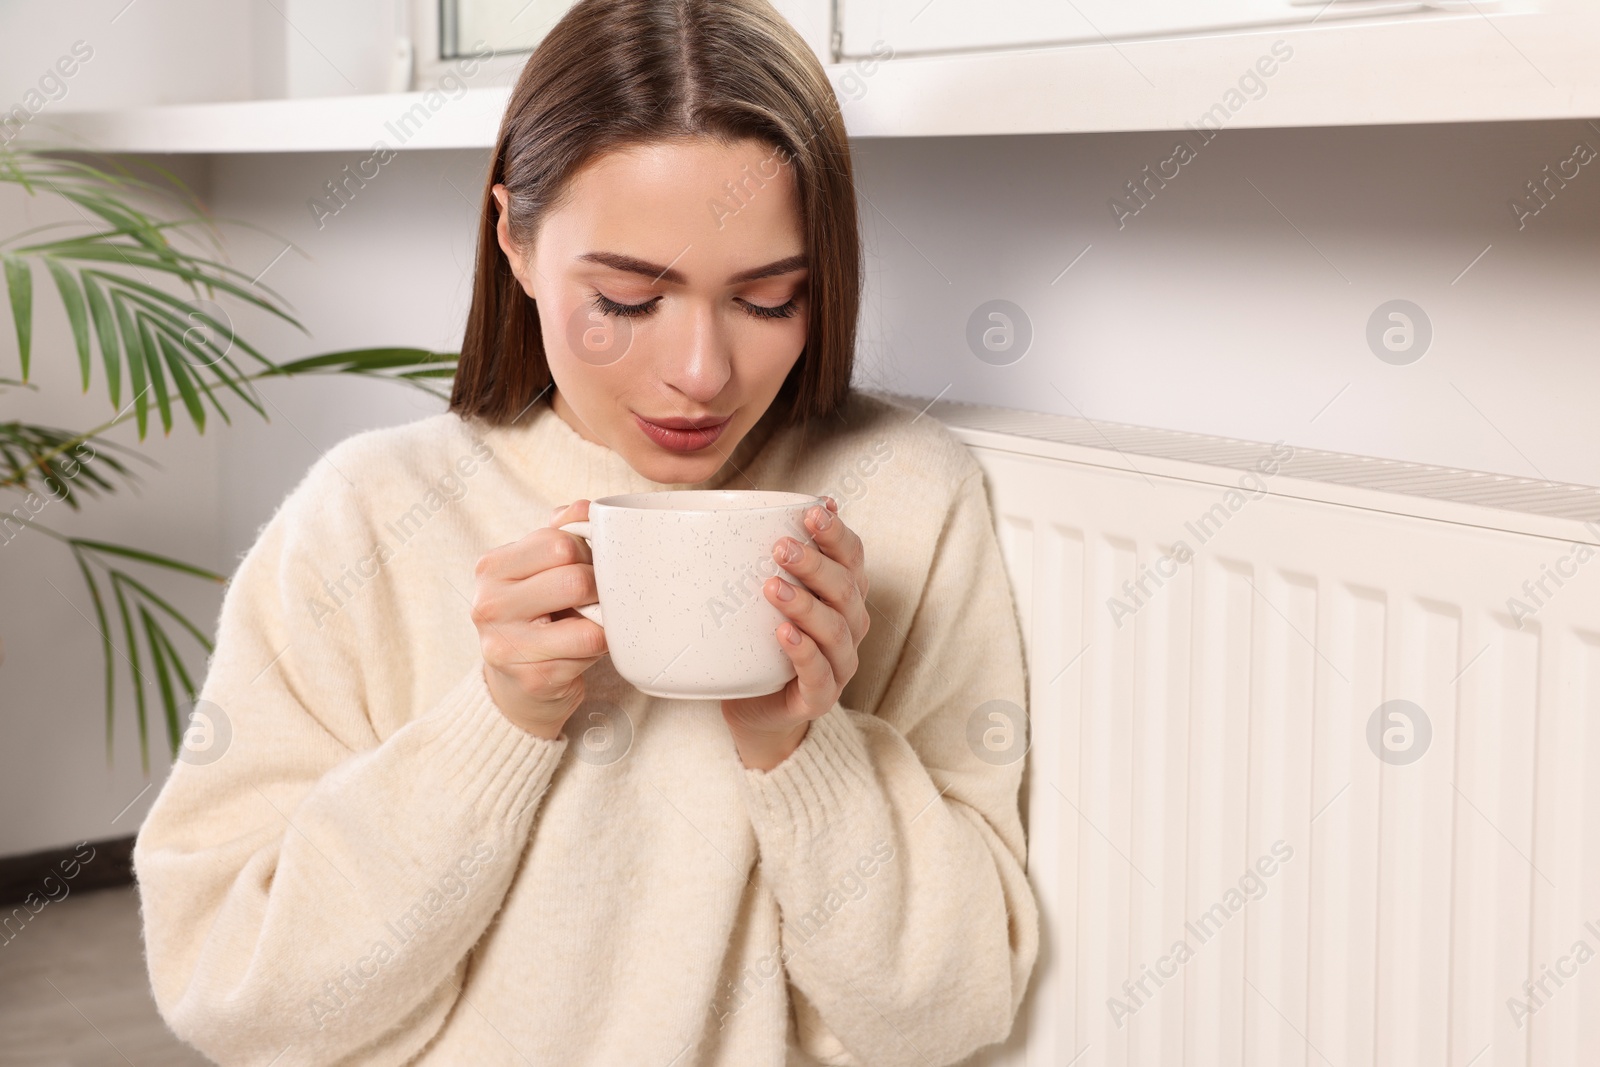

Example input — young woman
[134,1,1038,1063]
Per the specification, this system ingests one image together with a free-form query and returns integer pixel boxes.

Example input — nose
[655,298,732,406]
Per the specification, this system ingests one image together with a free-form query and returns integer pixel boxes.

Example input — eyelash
[589,292,800,321]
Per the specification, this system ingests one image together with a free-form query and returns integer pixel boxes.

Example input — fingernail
[814,506,833,531]
[551,502,569,518]
[784,623,802,643]
[775,579,795,601]
[778,539,802,564]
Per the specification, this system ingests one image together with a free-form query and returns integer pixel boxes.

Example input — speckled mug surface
[557,490,826,699]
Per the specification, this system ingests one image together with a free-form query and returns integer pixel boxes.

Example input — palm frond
[1,144,465,769]
[13,512,221,771]
[0,422,147,505]
[69,536,221,773]
[261,347,461,397]
[1,148,305,437]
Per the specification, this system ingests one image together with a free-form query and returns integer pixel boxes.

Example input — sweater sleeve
[734,468,1040,1067]
[132,452,568,1067]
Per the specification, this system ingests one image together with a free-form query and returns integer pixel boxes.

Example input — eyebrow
[576,251,808,286]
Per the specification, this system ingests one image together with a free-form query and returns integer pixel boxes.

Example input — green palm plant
[1,146,460,771]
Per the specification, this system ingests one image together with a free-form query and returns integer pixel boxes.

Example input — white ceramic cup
[557,490,826,699]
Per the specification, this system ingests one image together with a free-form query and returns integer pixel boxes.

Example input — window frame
[409,0,547,91]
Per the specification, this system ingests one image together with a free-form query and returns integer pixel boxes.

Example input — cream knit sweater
[133,389,1039,1066]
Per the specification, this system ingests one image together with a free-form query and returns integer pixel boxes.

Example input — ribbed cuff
[421,664,567,825]
[739,702,876,850]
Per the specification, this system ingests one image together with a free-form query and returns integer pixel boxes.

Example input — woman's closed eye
[589,291,799,320]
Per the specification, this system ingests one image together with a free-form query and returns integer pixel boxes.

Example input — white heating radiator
[878,392,1600,1067]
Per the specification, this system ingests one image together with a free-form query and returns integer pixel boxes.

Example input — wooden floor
[0,884,211,1066]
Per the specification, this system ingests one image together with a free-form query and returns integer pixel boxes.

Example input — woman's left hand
[722,497,871,770]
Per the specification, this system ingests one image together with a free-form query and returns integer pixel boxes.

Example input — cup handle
[555,521,603,626]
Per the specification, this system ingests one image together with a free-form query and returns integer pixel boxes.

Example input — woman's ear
[492,183,538,300]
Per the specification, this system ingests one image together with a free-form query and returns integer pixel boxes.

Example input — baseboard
[0,835,136,908]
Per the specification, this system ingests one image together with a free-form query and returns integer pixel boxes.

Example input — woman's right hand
[472,500,608,738]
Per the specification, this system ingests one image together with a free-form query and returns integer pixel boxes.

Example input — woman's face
[493,136,809,485]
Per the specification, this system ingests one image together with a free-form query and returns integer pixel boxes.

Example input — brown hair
[449,0,860,436]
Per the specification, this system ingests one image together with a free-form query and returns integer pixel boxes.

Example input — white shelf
[20,87,515,155]
[14,0,1599,155]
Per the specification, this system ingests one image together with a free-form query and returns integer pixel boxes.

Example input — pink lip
[632,412,731,453]
[639,414,729,429]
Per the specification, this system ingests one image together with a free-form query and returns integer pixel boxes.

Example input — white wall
[0,0,252,113]
[850,122,1600,489]
[281,0,403,98]
[205,148,486,555]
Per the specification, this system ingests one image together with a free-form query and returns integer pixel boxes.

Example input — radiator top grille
[869,390,1600,531]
